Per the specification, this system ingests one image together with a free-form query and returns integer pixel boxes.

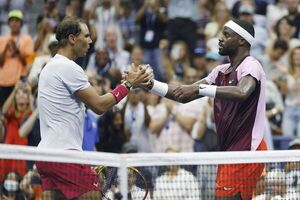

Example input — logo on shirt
[116,92,120,97]
[228,80,234,84]
[223,186,233,191]
[93,182,100,188]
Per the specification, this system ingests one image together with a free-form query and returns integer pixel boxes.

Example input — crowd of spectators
[0,0,299,199]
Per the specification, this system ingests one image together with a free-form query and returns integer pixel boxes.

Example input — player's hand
[173,85,199,102]
[126,63,151,88]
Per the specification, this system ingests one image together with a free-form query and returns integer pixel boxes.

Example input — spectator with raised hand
[136,0,167,81]
[87,0,122,49]
[0,10,34,109]
[282,46,300,137]
[0,82,33,178]
[33,17,57,56]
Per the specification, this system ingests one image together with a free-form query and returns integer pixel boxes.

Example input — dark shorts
[36,161,100,199]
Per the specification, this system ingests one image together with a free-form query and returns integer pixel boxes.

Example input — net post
[119,156,128,200]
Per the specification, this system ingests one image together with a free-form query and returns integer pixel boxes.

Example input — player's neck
[229,51,249,70]
[57,48,77,61]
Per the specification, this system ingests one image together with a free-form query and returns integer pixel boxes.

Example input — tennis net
[0,144,300,200]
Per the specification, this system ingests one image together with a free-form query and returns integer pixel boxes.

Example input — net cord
[1,144,300,167]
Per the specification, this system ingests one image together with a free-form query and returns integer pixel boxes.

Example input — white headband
[224,20,254,44]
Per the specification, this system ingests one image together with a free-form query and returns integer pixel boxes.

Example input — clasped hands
[122,63,154,89]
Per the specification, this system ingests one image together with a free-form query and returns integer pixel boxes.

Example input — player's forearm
[91,93,117,115]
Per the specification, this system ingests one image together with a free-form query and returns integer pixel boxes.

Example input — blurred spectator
[124,89,154,152]
[267,16,300,52]
[82,108,99,151]
[192,98,218,152]
[104,25,130,72]
[87,0,123,49]
[20,168,42,200]
[0,115,4,142]
[136,0,167,81]
[97,107,126,153]
[265,79,285,135]
[118,0,137,50]
[195,0,215,47]
[64,0,85,18]
[285,0,300,39]
[204,1,230,40]
[231,0,268,17]
[167,0,197,53]
[155,69,207,152]
[192,47,207,79]
[33,16,56,55]
[0,0,32,35]
[205,51,221,73]
[28,34,58,86]
[0,10,34,109]
[87,47,122,89]
[253,169,288,200]
[0,82,33,178]
[284,138,300,198]
[238,4,268,59]
[282,46,300,137]
[260,39,289,81]
[1,171,26,199]
[168,40,191,80]
[146,92,167,142]
[36,0,62,28]
[153,146,200,200]
[266,0,288,31]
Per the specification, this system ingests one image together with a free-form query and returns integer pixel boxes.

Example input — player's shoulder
[244,56,262,66]
[214,63,231,73]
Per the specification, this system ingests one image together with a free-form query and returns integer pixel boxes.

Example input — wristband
[199,84,217,98]
[111,85,129,103]
[150,80,168,97]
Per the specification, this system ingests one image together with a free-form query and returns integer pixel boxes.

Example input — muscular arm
[162,75,256,103]
[164,79,208,103]
[76,86,117,115]
[215,75,257,101]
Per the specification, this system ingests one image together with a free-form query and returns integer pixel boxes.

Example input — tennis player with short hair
[147,19,267,200]
[35,16,151,199]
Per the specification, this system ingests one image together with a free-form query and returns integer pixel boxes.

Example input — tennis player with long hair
[146,19,267,200]
[35,16,151,200]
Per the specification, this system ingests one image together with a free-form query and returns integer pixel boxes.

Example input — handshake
[122,63,154,90]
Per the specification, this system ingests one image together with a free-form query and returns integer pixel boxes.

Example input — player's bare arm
[76,65,151,115]
[215,75,256,101]
[148,75,256,103]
